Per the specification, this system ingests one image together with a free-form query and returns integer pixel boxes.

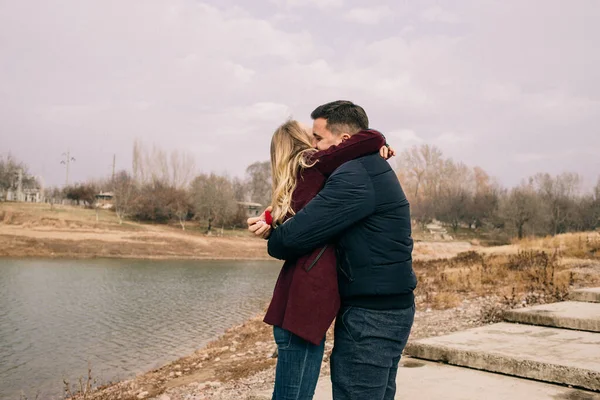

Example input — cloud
[270,0,343,9]
[226,62,256,83]
[420,6,460,24]
[229,102,291,123]
[434,132,471,146]
[344,6,393,25]
[0,0,599,189]
[514,153,551,163]
[388,129,424,145]
[483,83,600,123]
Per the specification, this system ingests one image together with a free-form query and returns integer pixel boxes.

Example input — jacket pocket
[303,245,328,272]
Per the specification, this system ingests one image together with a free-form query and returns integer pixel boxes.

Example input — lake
[0,258,281,399]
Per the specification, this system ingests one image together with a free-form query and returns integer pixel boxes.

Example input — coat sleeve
[267,161,375,260]
[314,130,385,176]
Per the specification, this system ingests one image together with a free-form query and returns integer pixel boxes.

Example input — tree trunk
[207,217,212,234]
[517,222,524,239]
[452,219,459,233]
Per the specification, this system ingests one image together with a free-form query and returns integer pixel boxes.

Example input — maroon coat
[263,130,386,345]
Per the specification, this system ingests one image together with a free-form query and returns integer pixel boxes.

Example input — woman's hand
[247,207,273,239]
[379,145,396,160]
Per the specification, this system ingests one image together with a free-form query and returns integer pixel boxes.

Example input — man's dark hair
[310,100,369,135]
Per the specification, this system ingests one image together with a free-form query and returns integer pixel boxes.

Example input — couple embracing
[247,100,417,400]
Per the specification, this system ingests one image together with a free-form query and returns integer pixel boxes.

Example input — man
[250,100,417,400]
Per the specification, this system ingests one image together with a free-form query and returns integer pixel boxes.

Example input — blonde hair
[270,120,317,225]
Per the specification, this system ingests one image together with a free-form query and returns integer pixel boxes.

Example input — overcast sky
[1,0,599,189]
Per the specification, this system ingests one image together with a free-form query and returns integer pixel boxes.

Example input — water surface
[0,258,280,399]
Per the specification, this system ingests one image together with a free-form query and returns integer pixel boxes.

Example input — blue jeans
[272,326,325,400]
[330,305,415,400]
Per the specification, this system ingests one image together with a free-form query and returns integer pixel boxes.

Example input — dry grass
[414,233,600,323]
[515,232,600,259]
[0,203,270,260]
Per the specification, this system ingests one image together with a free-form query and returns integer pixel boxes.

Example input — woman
[256,120,390,400]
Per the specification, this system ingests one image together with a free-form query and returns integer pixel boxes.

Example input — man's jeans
[331,304,415,400]
[272,326,325,400]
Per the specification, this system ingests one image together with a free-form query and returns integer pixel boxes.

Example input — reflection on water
[0,258,280,399]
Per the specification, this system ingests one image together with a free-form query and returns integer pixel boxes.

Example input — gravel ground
[153,297,493,400]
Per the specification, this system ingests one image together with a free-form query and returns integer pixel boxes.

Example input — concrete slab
[306,358,600,400]
[504,301,600,332]
[571,288,600,303]
[405,323,600,391]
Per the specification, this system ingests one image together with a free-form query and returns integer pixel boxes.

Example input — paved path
[309,358,600,400]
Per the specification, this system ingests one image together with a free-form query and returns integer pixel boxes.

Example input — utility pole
[15,169,23,201]
[60,150,76,186]
[112,154,116,182]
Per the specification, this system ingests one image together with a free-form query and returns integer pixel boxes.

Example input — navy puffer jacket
[268,153,417,310]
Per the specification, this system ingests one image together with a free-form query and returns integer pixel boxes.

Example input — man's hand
[379,145,396,160]
[247,207,272,239]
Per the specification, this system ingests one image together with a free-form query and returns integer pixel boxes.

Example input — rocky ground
[71,297,493,400]
[161,299,491,400]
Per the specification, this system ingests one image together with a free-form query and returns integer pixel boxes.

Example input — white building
[237,201,263,218]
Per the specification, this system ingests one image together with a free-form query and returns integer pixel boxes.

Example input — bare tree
[500,183,540,239]
[232,176,249,202]
[246,161,271,207]
[63,183,98,208]
[577,177,600,231]
[0,154,39,192]
[470,167,501,229]
[397,145,444,200]
[113,171,137,224]
[436,161,475,231]
[191,173,237,234]
[171,188,193,230]
[132,181,176,223]
[45,186,64,209]
[534,172,581,235]
[170,150,196,190]
[132,139,196,189]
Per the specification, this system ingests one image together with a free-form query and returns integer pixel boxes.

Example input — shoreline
[0,252,275,262]
[0,203,477,262]
[63,298,493,400]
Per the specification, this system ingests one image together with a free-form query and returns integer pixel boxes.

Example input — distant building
[237,201,263,218]
[95,191,115,209]
[3,188,43,203]
[0,169,44,203]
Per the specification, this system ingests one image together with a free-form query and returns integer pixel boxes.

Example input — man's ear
[341,133,351,142]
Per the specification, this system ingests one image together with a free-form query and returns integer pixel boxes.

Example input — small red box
[265,210,273,225]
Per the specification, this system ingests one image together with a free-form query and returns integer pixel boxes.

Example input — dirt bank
[0,203,271,260]
[0,203,475,261]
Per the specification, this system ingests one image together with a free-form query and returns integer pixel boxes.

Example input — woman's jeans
[272,326,325,400]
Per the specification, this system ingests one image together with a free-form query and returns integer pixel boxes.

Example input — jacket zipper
[305,245,328,272]
[336,246,355,282]
[342,252,355,282]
